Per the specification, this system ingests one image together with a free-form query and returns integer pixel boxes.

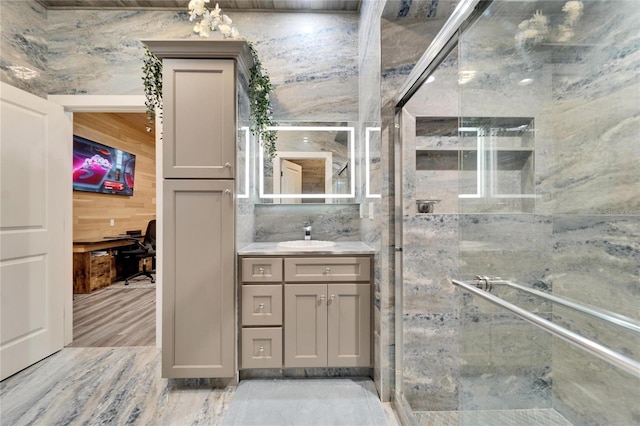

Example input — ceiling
[36,0,361,12]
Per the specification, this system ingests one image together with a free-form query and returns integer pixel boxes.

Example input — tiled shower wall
[395,1,639,424]
[543,2,639,424]
[376,0,469,407]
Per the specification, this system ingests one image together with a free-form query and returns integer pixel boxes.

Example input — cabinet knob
[319,295,326,302]
[325,267,331,274]
[258,303,265,310]
[258,346,265,353]
[224,189,231,195]
[330,295,335,301]
[224,162,232,168]
[258,267,265,274]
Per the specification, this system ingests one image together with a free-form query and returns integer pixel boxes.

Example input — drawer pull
[325,267,331,273]
[258,267,265,274]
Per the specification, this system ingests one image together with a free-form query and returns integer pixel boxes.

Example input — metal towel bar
[472,275,640,334]
[452,278,640,379]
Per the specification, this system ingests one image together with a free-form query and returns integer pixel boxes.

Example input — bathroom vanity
[237,242,374,370]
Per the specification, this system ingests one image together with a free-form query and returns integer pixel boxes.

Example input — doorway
[49,95,162,349]
[272,151,332,203]
[69,111,156,347]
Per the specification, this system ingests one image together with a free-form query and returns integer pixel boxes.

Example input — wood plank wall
[73,112,156,240]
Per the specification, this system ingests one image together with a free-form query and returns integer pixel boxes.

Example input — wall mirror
[259,123,355,203]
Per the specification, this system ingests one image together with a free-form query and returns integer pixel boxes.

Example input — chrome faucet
[303,223,312,240]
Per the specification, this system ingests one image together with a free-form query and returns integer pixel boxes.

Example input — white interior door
[0,82,69,380]
[280,159,302,204]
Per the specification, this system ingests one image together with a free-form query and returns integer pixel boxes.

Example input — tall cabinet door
[284,284,328,368]
[163,58,236,179]
[162,179,235,378]
[327,283,371,367]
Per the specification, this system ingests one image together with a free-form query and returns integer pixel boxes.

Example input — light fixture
[426,75,436,84]
[518,78,534,86]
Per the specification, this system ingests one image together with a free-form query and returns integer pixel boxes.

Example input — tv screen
[72,135,136,196]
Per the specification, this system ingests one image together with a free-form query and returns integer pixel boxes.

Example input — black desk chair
[121,219,156,285]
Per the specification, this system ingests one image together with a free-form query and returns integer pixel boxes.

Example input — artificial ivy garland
[247,41,277,159]
[141,3,278,158]
[142,46,162,133]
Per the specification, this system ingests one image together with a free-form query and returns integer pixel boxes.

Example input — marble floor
[0,346,399,425]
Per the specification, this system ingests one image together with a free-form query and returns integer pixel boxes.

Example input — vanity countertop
[237,241,375,256]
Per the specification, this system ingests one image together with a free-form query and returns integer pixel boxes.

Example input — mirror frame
[237,126,250,198]
[258,125,355,200]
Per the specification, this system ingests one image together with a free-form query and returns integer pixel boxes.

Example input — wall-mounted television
[72,135,136,196]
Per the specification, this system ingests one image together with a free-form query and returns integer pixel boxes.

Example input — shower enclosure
[393,1,640,425]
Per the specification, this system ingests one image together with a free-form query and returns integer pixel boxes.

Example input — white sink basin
[277,240,336,249]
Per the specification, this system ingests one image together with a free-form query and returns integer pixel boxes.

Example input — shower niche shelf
[415,117,535,209]
[416,147,534,171]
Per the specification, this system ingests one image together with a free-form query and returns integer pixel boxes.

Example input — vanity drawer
[241,257,283,282]
[284,257,371,282]
[241,285,283,326]
[242,327,282,369]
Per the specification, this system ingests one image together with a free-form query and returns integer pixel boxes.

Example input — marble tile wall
[45,9,358,122]
[2,2,359,123]
[551,214,640,425]
[236,74,254,250]
[402,214,460,411]
[252,203,361,242]
[358,0,389,402]
[0,1,48,98]
[544,2,639,424]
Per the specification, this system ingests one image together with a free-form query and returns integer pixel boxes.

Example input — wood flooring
[69,287,155,347]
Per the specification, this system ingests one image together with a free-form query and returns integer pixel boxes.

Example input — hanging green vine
[247,42,278,159]
[141,42,278,158]
[142,45,162,132]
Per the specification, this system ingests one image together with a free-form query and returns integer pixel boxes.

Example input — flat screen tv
[72,135,136,196]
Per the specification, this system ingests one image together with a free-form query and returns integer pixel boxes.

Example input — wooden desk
[73,236,141,253]
[73,236,140,293]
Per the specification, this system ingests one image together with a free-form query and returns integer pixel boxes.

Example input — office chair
[121,219,156,285]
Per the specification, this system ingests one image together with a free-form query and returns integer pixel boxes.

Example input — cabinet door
[163,59,236,179]
[284,284,327,368]
[327,284,371,367]
[162,179,235,378]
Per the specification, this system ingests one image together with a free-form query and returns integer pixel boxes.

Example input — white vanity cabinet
[239,254,372,370]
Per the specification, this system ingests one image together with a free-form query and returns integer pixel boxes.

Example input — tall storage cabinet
[144,40,253,378]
